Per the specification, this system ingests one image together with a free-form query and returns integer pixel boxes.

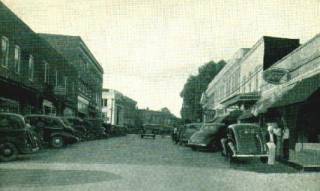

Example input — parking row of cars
[0,113,126,162]
[173,122,269,163]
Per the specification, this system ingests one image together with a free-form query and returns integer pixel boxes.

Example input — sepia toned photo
[0,0,319,190]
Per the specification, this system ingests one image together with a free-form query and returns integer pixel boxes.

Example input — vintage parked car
[187,123,225,151]
[61,117,88,141]
[178,123,202,145]
[83,119,106,139]
[0,113,39,162]
[25,115,79,148]
[221,123,268,163]
[140,128,156,139]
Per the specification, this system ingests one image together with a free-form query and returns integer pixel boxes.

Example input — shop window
[28,55,34,81]
[14,45,21,74]
[1,36,9,67]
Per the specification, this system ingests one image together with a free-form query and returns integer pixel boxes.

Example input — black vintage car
[0,113,39,162]
[83,119,106,139]
[25,115,79,148]
[221,123,268,163]
[61,117,88,141]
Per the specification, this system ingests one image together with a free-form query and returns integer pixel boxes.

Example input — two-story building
[0,2,77,115]
[39,34,104,118]
[201,36,300,124]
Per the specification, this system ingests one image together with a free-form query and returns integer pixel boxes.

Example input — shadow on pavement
[228,159,298,174]
[0,169,121,188]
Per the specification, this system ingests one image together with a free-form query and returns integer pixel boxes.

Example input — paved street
[0,134,319,191]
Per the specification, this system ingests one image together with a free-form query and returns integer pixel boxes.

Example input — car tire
[0,142,18,162]
[50,136,64,148]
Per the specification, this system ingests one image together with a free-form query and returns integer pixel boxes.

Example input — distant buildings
[138,108,179,127]
[102,89,138,128]
[0,2,103,118]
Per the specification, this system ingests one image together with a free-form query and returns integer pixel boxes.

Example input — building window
[103,99,108,107]
[14,45,21,73]
[64,76,68,92]
[28,55,34,81]
[44,61,49,83]
[1,36,9,67]
[55,70,58,86]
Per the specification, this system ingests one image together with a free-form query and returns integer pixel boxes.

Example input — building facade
[0,2,77,115]
[201,36,300,123]
[102,89,138,128]
[252,33,320,165]
[39,34,104,118]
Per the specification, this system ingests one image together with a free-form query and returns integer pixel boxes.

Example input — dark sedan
[187,123,225,151]
[0,113,39,162]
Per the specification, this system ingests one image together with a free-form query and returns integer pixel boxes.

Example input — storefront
[77,96,89,118]
[252,71,320,166]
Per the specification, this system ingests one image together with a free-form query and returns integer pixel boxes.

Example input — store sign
[263,68,290,85]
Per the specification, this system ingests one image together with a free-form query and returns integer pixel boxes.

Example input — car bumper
[187,141,207,147]
[232,154,268,158]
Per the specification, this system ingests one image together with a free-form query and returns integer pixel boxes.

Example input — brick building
[39,34,104,118]
[0,2,77,115]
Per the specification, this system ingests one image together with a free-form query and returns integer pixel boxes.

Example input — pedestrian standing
[282,126,290,160]
[266,123,276,165]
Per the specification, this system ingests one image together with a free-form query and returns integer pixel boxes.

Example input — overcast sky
[2,0,320,116]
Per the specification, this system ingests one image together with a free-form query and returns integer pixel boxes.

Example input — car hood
[181,129,198,140]
[189,130,213,145]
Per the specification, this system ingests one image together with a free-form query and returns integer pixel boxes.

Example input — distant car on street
[140,128,156,139]
[220,123,268,163]
[178,123,202,145]
[0,113,39,162]
[25,115,79,148]
[187,123,225,151]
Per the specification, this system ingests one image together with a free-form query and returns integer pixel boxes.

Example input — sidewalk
[279,149,320,172]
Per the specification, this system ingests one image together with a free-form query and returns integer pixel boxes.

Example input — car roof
[24,114,60,120]
[0,112,24,119]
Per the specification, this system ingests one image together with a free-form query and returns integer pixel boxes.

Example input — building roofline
[38,33,104,74]
[269,33,320,69]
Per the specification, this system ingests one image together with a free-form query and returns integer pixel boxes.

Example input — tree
[180,60,226,122]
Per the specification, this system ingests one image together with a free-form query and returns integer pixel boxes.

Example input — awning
[252,73,320,115]
[221,92,260,107]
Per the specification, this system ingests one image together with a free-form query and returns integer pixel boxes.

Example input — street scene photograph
[0,0,320,190]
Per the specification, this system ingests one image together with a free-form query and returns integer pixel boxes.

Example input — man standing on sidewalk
[282,126,290,160]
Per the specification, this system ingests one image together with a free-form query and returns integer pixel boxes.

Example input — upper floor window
[28,55,34,81]
[55,70,59,86]
[14,45,21,74]
[44,61,49,83]
[64,76,68,89]
[1,36,9,67]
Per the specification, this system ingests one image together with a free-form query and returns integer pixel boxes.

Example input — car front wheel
[0,142,18,162]
[50,136,64,148]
